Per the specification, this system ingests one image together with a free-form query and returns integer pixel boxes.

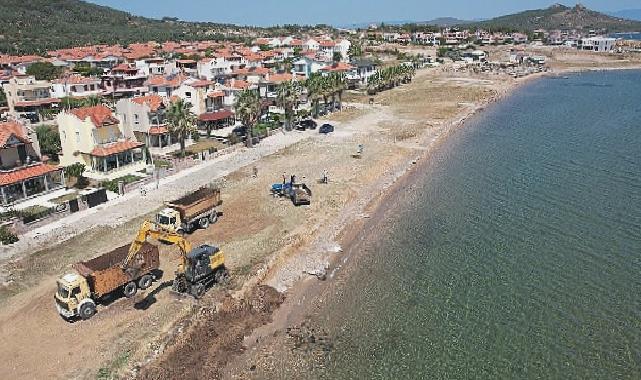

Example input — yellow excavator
[124,220,229,298]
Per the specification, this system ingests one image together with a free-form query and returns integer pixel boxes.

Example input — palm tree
[276,80,300,131]
[331,72,347,110]
[305,75,323,119]
[235,89,261,148]
[166,98,196,157]
[82,95,101,107]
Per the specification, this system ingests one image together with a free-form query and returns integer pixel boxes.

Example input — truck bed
[168,187,222,221]
[74,242,159,298]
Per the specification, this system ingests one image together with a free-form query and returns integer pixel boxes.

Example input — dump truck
[55,243,160,320]
[156,187,222,234]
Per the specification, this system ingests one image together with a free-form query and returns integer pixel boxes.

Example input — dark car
[299,119,317,130]
[319,124,334,134]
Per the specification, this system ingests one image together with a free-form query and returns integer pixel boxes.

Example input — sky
[86,1,641,26]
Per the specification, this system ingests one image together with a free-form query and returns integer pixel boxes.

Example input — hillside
[457,4,641,33]
[0,0,238,54]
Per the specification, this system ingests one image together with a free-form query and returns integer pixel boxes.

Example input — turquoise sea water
[313,70,641,379]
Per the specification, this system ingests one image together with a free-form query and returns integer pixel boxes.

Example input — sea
[309,70,641,379]
[611,32,641,40]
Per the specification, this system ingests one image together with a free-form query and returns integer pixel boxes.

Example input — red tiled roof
[70,105,119,127]
[0,164,59,186]
[207,90,225,98]
[319,40,336,47]
[91,140,143,157]
[131,95,163,112]
[267,73,305,83]
[190,79,215,88]
[0,121,29,147]
[112,63,137,72]
[320,62,353,72]
[14,98,61,108]
[149,126,168,135]
[199,110,233,122]
[227,80,250,90]
[52,75,100,85]
[147,74,186,87]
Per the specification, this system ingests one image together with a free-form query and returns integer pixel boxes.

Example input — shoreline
[215,64,641,377]
[212,70,544,377]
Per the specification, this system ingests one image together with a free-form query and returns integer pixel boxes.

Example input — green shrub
[0,226,18,245]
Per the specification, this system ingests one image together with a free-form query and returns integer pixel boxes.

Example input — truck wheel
[176,229,185,236]
[199,217,209,229]
[209,212,218,224]
[123,281,138,298]
[79,301,96,320]
[138,275,153,290]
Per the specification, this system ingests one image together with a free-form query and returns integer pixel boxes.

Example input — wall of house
[57,113,96,166]
[115,99,152,139]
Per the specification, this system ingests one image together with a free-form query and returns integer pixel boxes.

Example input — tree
[26,62,63,81]
[305,74,323,119]
[0,87,6,107]
[276,80,300,131]
[166,98,196,157]
[348,42,362,59]
[234,89,261,148]
[35,125,61,160]
[64,163,86,188]
[332,51,343,63]
[83,95,101,107]
[329,72,346,111]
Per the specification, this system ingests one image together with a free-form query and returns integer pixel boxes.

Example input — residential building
[57,105,146,179]
[304,39,320,52]
[50,75,102,99]
[101,63,148,99]
[116,95,172,149]
[146,73,187,99]
[578,37,616,52]
[0,121,64,205]
[2,76,60,122]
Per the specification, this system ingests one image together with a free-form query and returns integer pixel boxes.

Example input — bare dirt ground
[0,46,638,380]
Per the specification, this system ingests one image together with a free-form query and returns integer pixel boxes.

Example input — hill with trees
[0,0,241,54]
[456,4,641,33]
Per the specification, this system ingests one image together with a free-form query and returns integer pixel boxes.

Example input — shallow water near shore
[310,70,641,379]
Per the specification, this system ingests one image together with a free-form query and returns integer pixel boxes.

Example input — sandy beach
[0,47,640,379]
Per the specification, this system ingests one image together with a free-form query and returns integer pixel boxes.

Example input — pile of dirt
[136,285,284,380]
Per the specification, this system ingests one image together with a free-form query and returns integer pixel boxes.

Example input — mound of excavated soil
[136,285,284,380]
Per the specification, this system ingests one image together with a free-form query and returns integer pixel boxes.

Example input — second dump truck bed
[168,187,222,221]
[73,242,159,298]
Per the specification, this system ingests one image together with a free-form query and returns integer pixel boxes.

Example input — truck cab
[54,273,95,320]
[156,207,181,233]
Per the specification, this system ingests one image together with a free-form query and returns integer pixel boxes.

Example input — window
[70,287,81,298]
[185,92,192,98]
[134,114,139,125]
[75,131,80,144]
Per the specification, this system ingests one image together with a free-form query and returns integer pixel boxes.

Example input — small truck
[271,180,312,206]
[156,187,222,234]
[55,242,160,320]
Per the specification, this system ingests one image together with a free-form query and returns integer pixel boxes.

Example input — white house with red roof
[50,75,102,99]
[115,95,174,150]
[0,121,64,206]
[57,105,146,180]
[2,76,60,121]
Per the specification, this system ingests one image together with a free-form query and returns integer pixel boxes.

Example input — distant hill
[0,0,238,54]
[427,17,472,27]
[608,9,641,22]
[457,4,641,32]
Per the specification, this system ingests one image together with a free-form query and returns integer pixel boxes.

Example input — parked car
[319,124,334,134]
[297,119,317,131]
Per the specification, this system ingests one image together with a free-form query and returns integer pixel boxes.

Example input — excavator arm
[122,221,192,269]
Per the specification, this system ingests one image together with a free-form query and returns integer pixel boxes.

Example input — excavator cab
[173,244,228,298]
